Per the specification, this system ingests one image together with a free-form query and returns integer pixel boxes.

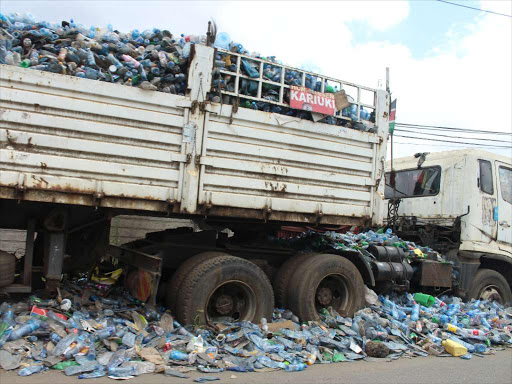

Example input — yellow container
[442,339,468,357]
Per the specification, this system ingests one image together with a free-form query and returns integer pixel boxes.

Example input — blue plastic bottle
[214,32,231,49]
[8,319,41,341]
[285,363,306,372]
[411,304,420,322]
[169,350,188,360]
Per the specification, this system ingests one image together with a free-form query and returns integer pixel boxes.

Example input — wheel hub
[214,294,234,315]
[317,287,333,306]
[480,286,502,303]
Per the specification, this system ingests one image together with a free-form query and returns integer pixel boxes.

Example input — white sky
[1,0,511,159]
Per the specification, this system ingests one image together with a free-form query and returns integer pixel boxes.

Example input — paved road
[1,349,511,384]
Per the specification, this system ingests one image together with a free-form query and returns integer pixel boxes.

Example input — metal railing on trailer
[212,48,378,126]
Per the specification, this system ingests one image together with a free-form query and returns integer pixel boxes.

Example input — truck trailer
[0,44,466,325]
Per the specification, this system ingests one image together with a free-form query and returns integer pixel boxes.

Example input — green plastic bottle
[132,74,141,86]
[332,352,345,362]
[20,59,31,68]
[52,361,79,370]
[414,293,435,307]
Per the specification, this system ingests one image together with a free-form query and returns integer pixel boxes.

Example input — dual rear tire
[171,253,274,325]
[168,251,365,325]
[276,253,365,320]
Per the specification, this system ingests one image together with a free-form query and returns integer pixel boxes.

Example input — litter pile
[275,228,443,262]
[0,12,373,129]
[0,283,511,379]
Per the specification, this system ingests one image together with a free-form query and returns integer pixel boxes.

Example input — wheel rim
[479,285,503,303]
[206,280,257,322]
[314,273,350,315]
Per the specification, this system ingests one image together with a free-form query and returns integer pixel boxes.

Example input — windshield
[385,167,441,199]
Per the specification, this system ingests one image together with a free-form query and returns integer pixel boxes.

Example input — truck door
[477,159,498,240]
[496,162,512,246]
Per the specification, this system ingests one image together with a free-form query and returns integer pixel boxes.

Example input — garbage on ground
[0,13,374,131]
[0,278,511,379]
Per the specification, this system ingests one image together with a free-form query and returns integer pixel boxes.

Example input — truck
[0,43,467,325]
[385,149,512,303]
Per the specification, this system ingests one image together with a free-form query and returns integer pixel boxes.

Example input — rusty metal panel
[0,65,188,211]
[198,101,387,225]
[418,260,452,288]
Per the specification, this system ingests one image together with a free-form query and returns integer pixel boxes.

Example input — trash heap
[0,12,373,130]
[0,281,511,379]
[274,228,443,262]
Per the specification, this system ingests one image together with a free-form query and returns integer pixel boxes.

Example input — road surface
[1,349,511,384]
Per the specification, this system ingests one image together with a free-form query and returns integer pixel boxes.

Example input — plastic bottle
[64,364,97,376]
[0,328,12,347]
[169,350,188,361]
[285,363,306,372]
[78,370,106,379]
[446,303,460,316]
[108,366,136,377]
[52,333,78,356]
[18,365,47,376]
[442,339,468,357]
[8,319,41,341]
[414,293,435,307]
[214,32,231,50]
[52,361,79,370]
[47,311,75,329]
[411,304,420,321]
[306,347,318,365]
[1,307,16,327]
[258,356,285,369]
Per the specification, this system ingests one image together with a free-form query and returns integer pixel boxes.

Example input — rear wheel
[273,253,314,308]
[176,255,274,325]
[468,269,511,304]
[287,254,365,321]
[166,252,227,312]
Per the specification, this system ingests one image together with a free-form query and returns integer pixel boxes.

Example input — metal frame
[215,48,377,122]
[1,218,35,293]
[107,245,163,306]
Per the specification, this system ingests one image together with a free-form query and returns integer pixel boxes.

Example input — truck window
[385,167,441,199]
[479,160,494,195]
[499,166,512,204]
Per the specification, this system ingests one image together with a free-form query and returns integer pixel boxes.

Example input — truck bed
[0,47,389,226]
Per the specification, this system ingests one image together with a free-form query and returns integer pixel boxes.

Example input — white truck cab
[384,149,512,303]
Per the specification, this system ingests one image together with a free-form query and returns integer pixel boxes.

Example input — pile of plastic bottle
[273,228,443,263]
[0,279,511,379]
[0,12,373,130]
[0,13,193,95]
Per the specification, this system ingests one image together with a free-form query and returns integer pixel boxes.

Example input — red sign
[290,86,336,115]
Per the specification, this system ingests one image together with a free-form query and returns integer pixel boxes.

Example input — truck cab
[384,149,512,303]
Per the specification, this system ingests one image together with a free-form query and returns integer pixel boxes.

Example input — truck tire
[468,269,512,304]
[176,255,274,325]
[287,254,365,321]
[273,253,314,308]
[166,252,228,312]
[0,251,16,287]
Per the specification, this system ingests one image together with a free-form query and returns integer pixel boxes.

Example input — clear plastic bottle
[52,333,78,356]
[78,370,106,379]
[8,319,41,341]
[18,365,46,376]
[108,366,136,377]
